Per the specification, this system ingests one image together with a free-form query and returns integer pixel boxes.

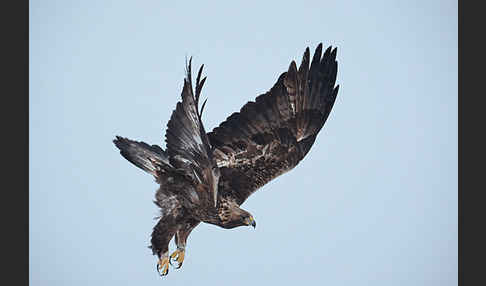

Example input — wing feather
[165,59,219,206]
[113,136,172,177]
[208,44,339,204]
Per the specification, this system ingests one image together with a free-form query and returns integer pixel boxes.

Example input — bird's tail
[113,136,172,177]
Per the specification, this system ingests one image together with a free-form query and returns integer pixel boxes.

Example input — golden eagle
[113,43,339,276]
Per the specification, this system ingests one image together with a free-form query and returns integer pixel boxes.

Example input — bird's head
[219,200,256,229]
[226,210,256,229]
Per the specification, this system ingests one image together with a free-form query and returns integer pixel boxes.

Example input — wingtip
[305,46,310,56]
[196,64,205,86]
[312,44,323,63]
[330,47,337,59]
[113,136,127,149]
[200,97,208,116]
[298,47,311,73]
[185,56,193,81]
[197,64,205,79]
[334,84,340,94]
[324,45,332,57]
[288,60,298,72]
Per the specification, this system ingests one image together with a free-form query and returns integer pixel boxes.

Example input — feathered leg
[169,219,200,269]
[150,218,178,276]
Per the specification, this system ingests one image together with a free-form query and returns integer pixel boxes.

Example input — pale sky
[30,1,457,285]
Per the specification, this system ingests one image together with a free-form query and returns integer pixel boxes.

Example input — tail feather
[113,136,172,177]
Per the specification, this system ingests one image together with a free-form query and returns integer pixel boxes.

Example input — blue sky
[30,1,457,285]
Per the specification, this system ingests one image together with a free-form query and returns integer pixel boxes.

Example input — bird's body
[114,43,339,276]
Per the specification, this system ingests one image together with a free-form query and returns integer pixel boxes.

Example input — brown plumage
[113,43,339,276]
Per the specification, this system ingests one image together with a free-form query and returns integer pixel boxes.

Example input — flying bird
[113,43,339,276]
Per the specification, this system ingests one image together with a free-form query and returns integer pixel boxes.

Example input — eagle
[113,43,339,276]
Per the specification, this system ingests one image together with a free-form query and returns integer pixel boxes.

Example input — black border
[459,1,483,285]
[458,1,462,283]
[3,0,28,285]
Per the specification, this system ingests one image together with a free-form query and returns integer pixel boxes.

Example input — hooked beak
[248,216,256,229]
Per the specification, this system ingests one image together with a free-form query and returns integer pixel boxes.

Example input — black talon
[169,257,181,269]
[158,266,168,277]
[157,263,162,276]
[157,261,168,276]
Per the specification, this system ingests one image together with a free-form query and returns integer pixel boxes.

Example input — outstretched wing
[113,136,172,178]
[207,44,339,205]
[165,59,220,206]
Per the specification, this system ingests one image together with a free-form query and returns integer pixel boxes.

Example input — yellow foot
[169,248,185,269]
[156,255,169,276]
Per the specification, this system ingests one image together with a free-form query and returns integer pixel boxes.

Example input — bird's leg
[169,219,200,269]
[151,219,177,277]
[156,252,170,276]
[169,247,185,269]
